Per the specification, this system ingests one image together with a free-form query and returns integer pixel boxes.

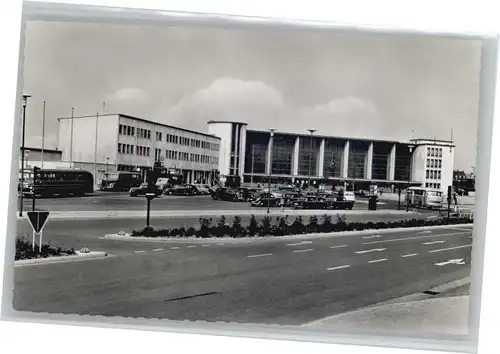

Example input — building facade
[19,147,71,171]
[207,121,455,193]
[57,114,221,184]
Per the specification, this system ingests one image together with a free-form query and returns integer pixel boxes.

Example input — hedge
[131,214,473,239]
[15,236,76,261]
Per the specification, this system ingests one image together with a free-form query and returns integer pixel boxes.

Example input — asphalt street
[13,225,472,325]
[19,193,402,212]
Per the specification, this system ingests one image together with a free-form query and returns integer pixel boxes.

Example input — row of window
[425,182,441,189]
[427,147,443,158]
[426,158,442,169]
[118,143,218,164]
[119,124,220,151]
[426,169,442,180]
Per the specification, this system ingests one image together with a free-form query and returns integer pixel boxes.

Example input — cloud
[105,87,147,103]
[162,78,384,139]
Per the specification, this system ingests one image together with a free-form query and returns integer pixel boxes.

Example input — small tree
[259,216,272,236]
[247,215,259,236]
[231,216,245,237]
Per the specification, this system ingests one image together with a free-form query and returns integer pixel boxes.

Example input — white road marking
[326,265,351,271]
[152,248,164,252]
[170,247,180,250]
[202,245,210,247]
[286,241,313,246]
[362,235,381,239]
[354,248,387,254]
[330,245,348,249]
[417,231,432,234]
[186,245,197,248]
[247,253,273,258]
[434,258,466,266]
[292,248,314,253]
[369,258,388,264]
[362,231,470,245]
[401,253,418,258]
[423,240,446,245]
[134,250,146,254]
[429,244,472,253]
[217,243,225,246]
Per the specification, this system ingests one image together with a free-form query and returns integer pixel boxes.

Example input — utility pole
[307,129,316,189]
[267,129,276,214]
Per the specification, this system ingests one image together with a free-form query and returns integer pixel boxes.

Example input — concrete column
[366,142,373,179]
[318,138,325,177]
[388,143,396,180]
[292,136,300,176]
[266,134,273,174]
[342,140,350,178]
[238,124,247,181]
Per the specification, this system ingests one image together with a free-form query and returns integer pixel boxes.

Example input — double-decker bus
[100,171,142,191]
[22,169,94,197]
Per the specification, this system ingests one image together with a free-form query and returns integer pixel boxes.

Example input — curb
[18,209,412,220]
[302,276,471,327]
[103,223,473,244]
[14,251,110,267]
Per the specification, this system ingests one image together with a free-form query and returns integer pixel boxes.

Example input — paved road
[19,194,402,212]
[16,212,432,256]
[13,225,472,325]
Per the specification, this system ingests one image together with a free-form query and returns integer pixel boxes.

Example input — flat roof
[207,120,248,126]
[58,113,221,140]
[247,128,408,145]
[20,147,61,154]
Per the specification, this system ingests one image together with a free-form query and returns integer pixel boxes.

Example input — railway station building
[207,120,455,194]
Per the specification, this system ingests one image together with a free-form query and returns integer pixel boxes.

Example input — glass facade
[372,142,392,180]
[271,135,295,175]
[229,124,244,176]
[244,131,269,174]
[323,139,344,177]
[298,136,320,176]
[394,144,412,181]
[348,141,369,179]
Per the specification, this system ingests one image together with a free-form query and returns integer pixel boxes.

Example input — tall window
[323,139,344,178]
[271,135,294,175]
[348,141,368,179]
[298,136,319,176]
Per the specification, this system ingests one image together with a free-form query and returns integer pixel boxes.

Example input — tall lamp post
[405,143,415,212]
[307,129,316,189]
[267,128,276,214]
[19,94,31,217]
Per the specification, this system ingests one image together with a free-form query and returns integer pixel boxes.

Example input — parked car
[251,192,283,207]
[293,195,327,209]
[324,194,355,210]
[155,177,170,191]
[164,185,195,196]
[211,187,245,201]
[191,184,211,195]
[129,183,162,197]
[343,191,356,203]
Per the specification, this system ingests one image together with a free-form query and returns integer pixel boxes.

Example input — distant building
[207,120,455,193]
[19,147,70,171]
[57,113,221,184]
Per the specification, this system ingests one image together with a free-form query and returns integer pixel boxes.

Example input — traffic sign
[27,211,50,233]
[27,211,50,252]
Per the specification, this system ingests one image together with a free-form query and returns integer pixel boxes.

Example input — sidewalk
[18,209,412,220]
[379,192,475,206]
[304,279,471,337]
[305,296,469,337]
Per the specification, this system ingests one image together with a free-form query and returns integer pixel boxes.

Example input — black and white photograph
[12,18,480,338]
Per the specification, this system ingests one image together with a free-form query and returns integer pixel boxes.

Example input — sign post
[447,185,452,221]
[145,170,156,228]
[27,211,50,252]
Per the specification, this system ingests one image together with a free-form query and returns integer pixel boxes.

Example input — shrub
[272,216,289,236]
[259,216,272,236]
[15,236,76,261]
[198,217,213,238]
[289,216,306,235]
[247,215,259,236]
[319,214,334,233]
[307,216,320,234]
[213,216,230,237]
[186,227,197,237]
[231,216,246,238]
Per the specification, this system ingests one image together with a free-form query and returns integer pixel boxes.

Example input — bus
[406,187,444,209]
[100,171,142,191]
[23,169,94,197]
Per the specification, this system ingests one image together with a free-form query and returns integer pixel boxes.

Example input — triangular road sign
[27,211,50,233]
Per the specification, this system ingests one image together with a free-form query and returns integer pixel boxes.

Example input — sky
[22,21,482,171]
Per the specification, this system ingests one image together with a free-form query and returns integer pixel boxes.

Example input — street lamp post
[406,144,415,212]
[267,128,276,214]
[106,157,110,173]
[19,94,31,217]
[307,129,316,189]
